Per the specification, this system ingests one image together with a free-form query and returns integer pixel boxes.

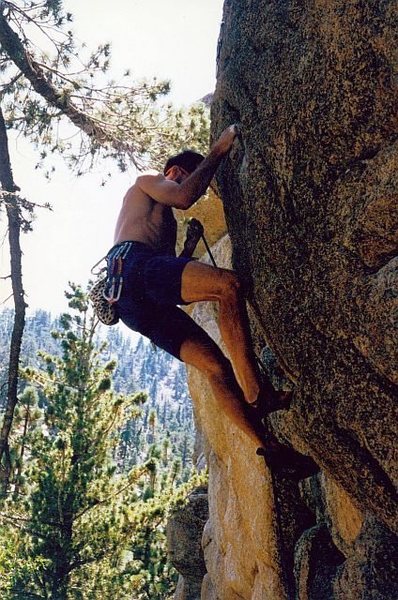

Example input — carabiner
[91,256,107,276]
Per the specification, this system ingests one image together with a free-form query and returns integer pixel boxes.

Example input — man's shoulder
[134,170,165,192]
[137,169,163,181]
[122,171,163,205]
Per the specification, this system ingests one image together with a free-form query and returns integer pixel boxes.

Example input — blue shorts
[110,241,202,360]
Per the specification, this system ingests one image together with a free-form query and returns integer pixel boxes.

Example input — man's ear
[166,165,180,180]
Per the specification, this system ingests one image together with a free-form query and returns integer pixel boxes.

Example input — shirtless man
[108,125,280,450]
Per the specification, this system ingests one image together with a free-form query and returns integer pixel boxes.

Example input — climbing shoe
[250,386,293,414]
[256,438,319,480]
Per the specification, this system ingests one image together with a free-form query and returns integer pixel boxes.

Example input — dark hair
[163,150,205,175]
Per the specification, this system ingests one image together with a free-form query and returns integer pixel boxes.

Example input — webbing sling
[200,232,217,267]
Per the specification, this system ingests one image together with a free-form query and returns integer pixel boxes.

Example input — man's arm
[137,125,238,209]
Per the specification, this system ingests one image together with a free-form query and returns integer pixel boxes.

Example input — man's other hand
[180,218,204,258]
[186,217,204,241]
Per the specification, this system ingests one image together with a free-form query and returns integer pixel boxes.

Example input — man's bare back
[114,176,178,254]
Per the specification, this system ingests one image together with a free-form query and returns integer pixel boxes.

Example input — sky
[0,0,224,318]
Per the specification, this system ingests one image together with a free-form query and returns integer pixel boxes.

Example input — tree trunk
[13,401,30,497]
[0,105,26,494]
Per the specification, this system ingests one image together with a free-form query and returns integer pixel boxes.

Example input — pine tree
[0,289,205,599]
[1,285,148,598]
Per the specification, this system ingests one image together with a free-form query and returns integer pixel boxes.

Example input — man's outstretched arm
[137,125,238,209]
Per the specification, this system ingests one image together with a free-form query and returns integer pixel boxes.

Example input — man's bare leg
[181,261,264,405]
[179,332,265,448]
[178,283,317,476]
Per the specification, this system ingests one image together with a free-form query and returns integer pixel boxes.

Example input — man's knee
[203,353,234,382]
[219,270,241,299]
[180,335,230,376]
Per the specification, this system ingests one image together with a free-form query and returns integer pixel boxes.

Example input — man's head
[163,150,205,179]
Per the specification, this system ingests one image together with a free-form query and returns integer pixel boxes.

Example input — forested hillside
[0,308,195,473]
[0,2,212,598]
[0,302,198,598]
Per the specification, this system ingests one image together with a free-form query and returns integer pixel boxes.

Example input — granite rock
[178,232,397,599]
[334,515,398,600]
[212,0,397,536]
[167,486,209,600]
[176,1,398,597]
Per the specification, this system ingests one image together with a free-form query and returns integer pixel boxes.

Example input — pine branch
[0,9,141,167]
[0,510,61,529]
[74,465,146,521]
[0,69,23,94]
[0,512,53,538]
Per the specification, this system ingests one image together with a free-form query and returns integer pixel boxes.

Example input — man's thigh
[144,255,193,305]
[119,299,206,361]
[180,261,239,303]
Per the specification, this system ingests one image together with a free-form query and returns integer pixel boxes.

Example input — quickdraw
[90,256,107,277]
[103,241,132,303]
[90,241,132,304]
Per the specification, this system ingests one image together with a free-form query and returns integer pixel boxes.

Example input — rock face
[178,237,396,599]
[185,238,289,600]
[198,0,397,597]
[171,3,397,598]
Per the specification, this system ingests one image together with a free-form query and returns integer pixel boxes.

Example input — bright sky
[0,0,224,317]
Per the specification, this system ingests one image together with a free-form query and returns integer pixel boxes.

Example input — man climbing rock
[107,124,315,474]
